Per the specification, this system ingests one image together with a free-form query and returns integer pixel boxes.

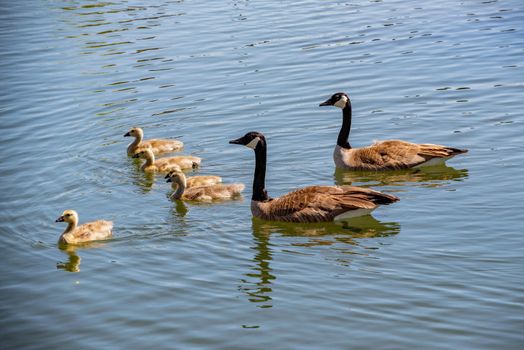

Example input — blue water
[1,0,523,349]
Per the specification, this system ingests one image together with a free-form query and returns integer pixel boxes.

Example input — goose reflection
[56,242,107,273]
[241,216,400,307]
[334,164,468,188]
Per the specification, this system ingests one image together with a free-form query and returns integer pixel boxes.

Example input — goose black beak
[319,99,333,107]
[166,177,172,183]
[229,137,243,145]
[124,132,131,137]
[56,216,64,222]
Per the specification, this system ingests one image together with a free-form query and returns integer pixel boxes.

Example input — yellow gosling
[166,171,244,202]
[56,210,112,244]
[132,148,201,172]
[164,170,222,188]
[124,127,183,156]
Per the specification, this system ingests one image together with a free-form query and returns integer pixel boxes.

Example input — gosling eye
[65,214,70,217]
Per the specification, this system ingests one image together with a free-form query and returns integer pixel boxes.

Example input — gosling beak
[319,99,333,107]
[229,137,243,145]
[124,132,131,137]
[164,173,171,179]
[132,153,140,159]
[166,177,172,183]
[55,216,64,222]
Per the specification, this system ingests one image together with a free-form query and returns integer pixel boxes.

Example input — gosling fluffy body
[229,131,399,223]
[133,148,201,172]
[164,170,222,188]
[56,210,113,244]
[319,92,468,170]
[124,127,183,156]
[166,171,244,202]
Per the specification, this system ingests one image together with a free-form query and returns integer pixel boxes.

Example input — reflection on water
[334,164,469,188]
[128,158,156,193]
[172,200,189,217]
[241,216,400,307]
[56,242,107,273]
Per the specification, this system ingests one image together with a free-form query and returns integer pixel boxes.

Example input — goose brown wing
[355,140,468,170]
[266,186,398,221]
[353,140,422,169]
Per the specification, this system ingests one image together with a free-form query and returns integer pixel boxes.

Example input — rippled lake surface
[1,0,523,349]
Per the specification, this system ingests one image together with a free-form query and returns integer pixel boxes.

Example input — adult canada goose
[56,210,113,244]
[229,131,399,223]
[164,170,222,188]
[165,171,244,201]
[132,148,201,172]
[124,127,183,156]
[319,92,468,170]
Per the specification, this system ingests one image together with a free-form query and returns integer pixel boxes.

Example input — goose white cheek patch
[245,137,261,149]
[334,95,348,109]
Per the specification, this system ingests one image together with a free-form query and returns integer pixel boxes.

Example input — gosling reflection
[172,199,189,218]
[129,157,155,193]
[56,242,107,273]
[334,164,468,188]
[242,216,400,307]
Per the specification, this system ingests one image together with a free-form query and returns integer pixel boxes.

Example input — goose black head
[229,131,266,150]
[319,92,349,109]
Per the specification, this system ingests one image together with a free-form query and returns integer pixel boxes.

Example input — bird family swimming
[124,127,183,156]
[229,131,399,223]
[319,92,468,170]
[55,92,468,243]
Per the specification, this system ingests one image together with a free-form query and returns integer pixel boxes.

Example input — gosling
[166,171,244,201]
[124,127,183,156]
[132,148,201,172]
[56,210,113,244]
[164,170,222,188]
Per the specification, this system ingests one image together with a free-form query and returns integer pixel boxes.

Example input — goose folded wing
[267,186,388,219]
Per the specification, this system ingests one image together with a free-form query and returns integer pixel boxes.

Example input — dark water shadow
[240,216,400,308]
[333,164,469,189]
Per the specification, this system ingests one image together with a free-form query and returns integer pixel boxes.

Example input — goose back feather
[251,185,398,223]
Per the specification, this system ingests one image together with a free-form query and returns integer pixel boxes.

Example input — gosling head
[124,127,144,138]
[319,92,349,109]
[132,147,153,159]
[229,131,266,150]
[56,209,78,224]
[165,170,186,185]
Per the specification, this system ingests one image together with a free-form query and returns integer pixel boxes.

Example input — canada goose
[166,171,245,201]
[164,170,222,188]
[319,92,468,170]
[124,127,183,156]
[56,210,113,244]
[132,148,201,172]
[229,132,399,223]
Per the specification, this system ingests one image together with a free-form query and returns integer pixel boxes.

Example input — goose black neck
[252,141,270,202]
[337,101,352,149]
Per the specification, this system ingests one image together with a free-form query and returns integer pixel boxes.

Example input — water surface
[1,1,523,349]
